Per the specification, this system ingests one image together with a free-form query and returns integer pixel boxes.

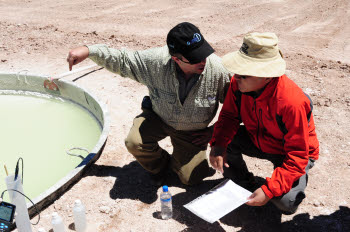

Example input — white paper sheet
[183,179,252,223]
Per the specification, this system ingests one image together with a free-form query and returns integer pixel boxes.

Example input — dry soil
[0,0,350,231]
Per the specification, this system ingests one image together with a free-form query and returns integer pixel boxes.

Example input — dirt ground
[1,0,350,231]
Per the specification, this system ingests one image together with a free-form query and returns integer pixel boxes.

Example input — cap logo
[240,43,249,54]
[186,33,201,46]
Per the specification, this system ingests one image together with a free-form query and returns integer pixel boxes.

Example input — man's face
[234,74,272,93]
[172,56,206,75]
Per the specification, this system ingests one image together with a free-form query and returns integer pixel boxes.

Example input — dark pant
[225,126,315,213]
[125,108,212,185]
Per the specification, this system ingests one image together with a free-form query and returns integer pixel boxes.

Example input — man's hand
[67,46,90,71]
[246,187,270,206]
[209,146,229,173]
[192,127,213,147]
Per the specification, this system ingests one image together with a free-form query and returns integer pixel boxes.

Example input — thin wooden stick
[4,165,9,176]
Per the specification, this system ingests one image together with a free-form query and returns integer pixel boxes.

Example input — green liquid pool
[0,93,102,201]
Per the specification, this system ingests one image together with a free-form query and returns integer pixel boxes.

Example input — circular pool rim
[0,71,110,217]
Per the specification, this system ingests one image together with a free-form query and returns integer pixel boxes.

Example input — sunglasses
[177,56,204,65]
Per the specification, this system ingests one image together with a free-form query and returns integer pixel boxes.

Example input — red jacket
[210,74,319,198]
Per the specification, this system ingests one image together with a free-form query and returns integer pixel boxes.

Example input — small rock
[313,201,322,207]
[320,64,327,68]
[99,206,111,214]
[324,99,331,107]
[1,59,7,62]
[54,204,62,210]
[317,99,325,106]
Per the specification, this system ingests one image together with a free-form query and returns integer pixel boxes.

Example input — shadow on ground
[84,161,350,232]
[220,205,350,232]
[84,161,161,204]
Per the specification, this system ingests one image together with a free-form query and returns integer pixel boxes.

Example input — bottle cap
[162,185,168,192]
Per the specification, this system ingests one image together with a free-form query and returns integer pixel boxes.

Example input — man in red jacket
[209,32,319,214]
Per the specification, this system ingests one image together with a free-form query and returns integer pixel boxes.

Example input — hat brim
[183,39,215,64]
[222,51,286,77]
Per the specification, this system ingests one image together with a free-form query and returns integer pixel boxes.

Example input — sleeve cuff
[261,184,274,199]
[209,139,227,148]
[86,44,100,57]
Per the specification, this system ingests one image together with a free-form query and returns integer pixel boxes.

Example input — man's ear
[172,56,180,65]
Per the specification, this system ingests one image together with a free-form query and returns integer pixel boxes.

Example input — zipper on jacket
[253,100,262,151]
[259,108,265,139]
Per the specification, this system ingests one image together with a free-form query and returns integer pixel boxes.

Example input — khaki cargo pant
[125,109,211,185]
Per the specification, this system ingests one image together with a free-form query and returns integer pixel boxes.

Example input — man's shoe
[149,171,167,187]
[237,177,258,192]
[223,166,258,191]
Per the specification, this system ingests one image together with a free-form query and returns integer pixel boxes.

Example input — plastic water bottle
[160,185,173,219]
[73,199,87,232]
[51,212,65,232]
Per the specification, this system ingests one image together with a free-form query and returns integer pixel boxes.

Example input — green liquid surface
[0,93,102,201]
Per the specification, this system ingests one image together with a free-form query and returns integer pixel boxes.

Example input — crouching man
[67,22,231,186]
[209,32,319,214]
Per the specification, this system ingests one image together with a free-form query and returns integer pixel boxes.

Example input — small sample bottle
[73,199,87,232]
[160,185,173,220]
[51,212,65,232]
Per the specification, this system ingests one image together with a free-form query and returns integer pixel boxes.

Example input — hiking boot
[149,171,168,187]
[207,167,217,178]
[223,165,258,191]
[236,175,258,192]
[149,156,171,187]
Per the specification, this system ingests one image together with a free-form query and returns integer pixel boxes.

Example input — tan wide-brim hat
[222,32,286,78]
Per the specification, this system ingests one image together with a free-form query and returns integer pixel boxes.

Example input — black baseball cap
[167,22,215,64]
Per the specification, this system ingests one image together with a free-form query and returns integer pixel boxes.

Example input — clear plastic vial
[51,212,65,232]
[73,199,87,232]
[160,185,173,220]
